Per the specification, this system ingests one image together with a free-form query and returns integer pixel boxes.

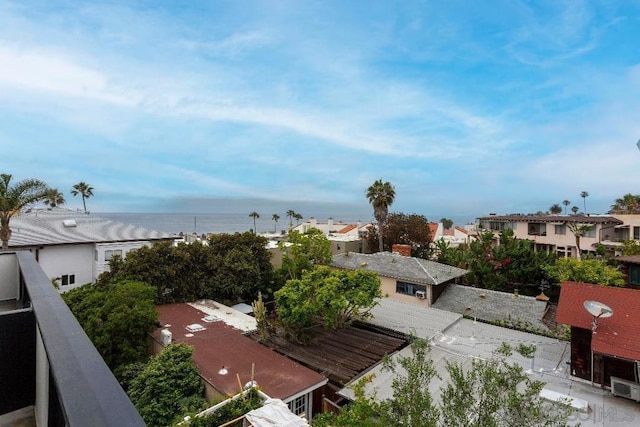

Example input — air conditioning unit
[415,291,426,299]
[611,376,640,402]
[160,329,172,346]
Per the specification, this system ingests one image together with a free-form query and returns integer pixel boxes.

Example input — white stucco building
[5,208,177,290]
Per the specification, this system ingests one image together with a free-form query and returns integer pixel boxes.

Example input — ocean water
[95,212,372,235]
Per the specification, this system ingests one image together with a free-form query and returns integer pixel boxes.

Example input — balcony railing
[0,251,145,426]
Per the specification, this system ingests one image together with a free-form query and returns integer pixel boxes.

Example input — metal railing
[0,251,145,426]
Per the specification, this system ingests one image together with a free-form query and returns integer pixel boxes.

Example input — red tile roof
[428,223,438,238]
[152,304,326,399]
[338,224,358,234]
[556,282,640,361]
[455,226,468,234]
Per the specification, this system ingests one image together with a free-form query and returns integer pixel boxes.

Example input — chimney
[391,244,411,257]
[328,217,334,229]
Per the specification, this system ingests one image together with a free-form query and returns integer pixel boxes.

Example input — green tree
[100,234,275,304]
[580,191,589,214]
[562,200,570,215]
[0,173,49,249]
[275,266,381,335]
[366,212,432,257]
[609,193,640,214]
[543,257,625,287]
[366,179,396,253]
[71,181,94,213]
[43,188,65,207]
[314,340,574,427]
[621,240,640,256]
[62,280,158,369]
[378,339,439,426]
[272,213,280,233]
[279,228,332,281]
[249,211,260,233]
[440,343,573,426]
[440,218,453,230]
[549,204,562,215]
[128,343,207,427]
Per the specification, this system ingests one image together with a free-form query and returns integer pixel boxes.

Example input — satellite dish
[584,300,613,331]
[583,300,613,318]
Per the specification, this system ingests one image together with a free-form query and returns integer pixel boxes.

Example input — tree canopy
[278,228,332,281]
[609,193,640,214]
[128,343,207,427]
[366,212,432,257]
[0,173,49,249]
[440,218,453,230]
[437,230,556,292]
[100,232,275,304]
[313,340,574,427]
[62,280,158,370]
[275,266,381,335]
[543,257,625,287]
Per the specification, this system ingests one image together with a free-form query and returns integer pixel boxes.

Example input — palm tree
[272,214,280,233]
[580,191,589,214]
[562,200,570,215]
[366,179,396,253]
[0,174,49,250]
[549,204,562,215]
[609,193,640,214]
[294,212,303,225]
[71,182,94,213]
[571,206,579,215]
[249,211,260,233]
[567,222,593,260]
[44,188,65,208]
[286,210,296,230]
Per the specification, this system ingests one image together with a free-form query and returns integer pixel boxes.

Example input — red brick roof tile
[338,224,358,234]
[556,281,640,361]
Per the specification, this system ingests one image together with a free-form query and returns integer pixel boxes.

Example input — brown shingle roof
[556,281,640,361]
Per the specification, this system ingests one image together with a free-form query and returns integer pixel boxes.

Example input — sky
[1,1,640,224]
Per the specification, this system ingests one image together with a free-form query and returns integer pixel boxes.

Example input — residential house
[6,208,176,289]
[432,284,550,332]
[556,281,640,387]
[476,214,623,258]
[617,255,640,288]
[330,244,468,307]
[151,301,328,420]
[292,217,371,255]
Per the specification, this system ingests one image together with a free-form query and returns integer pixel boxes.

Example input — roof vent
[186,323,206,332]
[63,219,77,227]
[202,315,219,323]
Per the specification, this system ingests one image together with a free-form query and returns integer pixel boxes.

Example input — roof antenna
[583,300,613,332]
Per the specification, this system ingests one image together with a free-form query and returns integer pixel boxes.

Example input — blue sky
[1,1,640,224]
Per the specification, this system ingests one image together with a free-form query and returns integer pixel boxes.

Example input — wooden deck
[250,325,407,386]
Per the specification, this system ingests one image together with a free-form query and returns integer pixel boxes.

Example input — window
[630,265,640,286]
[583,228,596,238]
[634,226,640,241]
[396,281,426,296]
[105,249,123,261]
[61,274,75,286]
[288,394,308,417]
[554,225,566,235]
[95,249,98,261]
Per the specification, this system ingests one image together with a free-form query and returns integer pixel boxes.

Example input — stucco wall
[380,276,430,307]
[37,244,95,290]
